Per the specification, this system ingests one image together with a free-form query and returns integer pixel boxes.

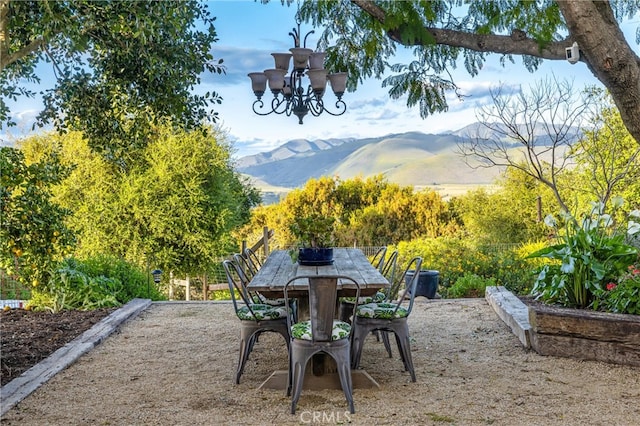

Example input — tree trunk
[557,1,640,147]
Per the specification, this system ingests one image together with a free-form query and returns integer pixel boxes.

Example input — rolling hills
[236,125,508,199]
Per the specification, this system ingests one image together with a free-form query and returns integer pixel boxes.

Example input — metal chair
[284,275,361,414]
[234,253,257,281]
[350,256,423,382]
[244,247,263,271]
[222,259,291,384]
[338,249,398,324]
[370,246,387,271]
[376,250,399,357]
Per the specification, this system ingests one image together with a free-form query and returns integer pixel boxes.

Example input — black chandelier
[247,10,347,125]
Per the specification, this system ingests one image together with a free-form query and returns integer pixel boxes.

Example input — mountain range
[236,123,517,191]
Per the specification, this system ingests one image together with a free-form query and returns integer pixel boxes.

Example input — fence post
[185,275,190,301]
[202,274,208,301]
[169,271,174,301]
[262,226,270,257]
[536,196,542,222]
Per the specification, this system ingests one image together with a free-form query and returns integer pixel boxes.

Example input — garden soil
[2,299,639,425]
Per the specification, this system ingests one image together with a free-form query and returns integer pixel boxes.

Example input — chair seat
[252,293,288,306]
[236,304,290,321]
[341,291,386,305]
[291,320,351,341]
[355,302,409,319]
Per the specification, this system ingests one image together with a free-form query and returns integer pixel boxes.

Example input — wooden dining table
[247,248,389,299]
[247,248,390,390]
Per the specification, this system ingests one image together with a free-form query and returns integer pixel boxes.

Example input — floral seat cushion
[341,291,386,305]
[355,302,409,319]
[252,293,288,306]
[236,304,290,321]
[291,320,351,341]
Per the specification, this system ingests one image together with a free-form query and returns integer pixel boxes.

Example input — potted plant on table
[289,213,336,265]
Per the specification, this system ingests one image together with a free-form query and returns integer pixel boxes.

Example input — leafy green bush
[394,237,540,297]
[595,262,640,314]
[528,199,639,309]
[447,273,496,298]
[66,255,164,301]
[28,255,165,312]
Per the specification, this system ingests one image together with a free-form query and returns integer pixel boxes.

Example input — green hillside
[238,131,506,191]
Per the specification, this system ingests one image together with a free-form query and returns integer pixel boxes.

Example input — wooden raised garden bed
[525,299,640,367]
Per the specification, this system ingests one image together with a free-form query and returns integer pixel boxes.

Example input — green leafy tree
[237,175,456,248]
[455,167,555,244]
[567,95,640,209]
[294,0,640,145]
[21,124,260,277]
[0,146,74,287]
[1,0,224,164]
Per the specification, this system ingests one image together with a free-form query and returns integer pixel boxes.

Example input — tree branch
[351,0,570,60]
[0,0,44,71]
[0,37,44,70]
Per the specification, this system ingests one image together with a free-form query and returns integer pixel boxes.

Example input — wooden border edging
[485,286,531,348]
[0,298,152,417]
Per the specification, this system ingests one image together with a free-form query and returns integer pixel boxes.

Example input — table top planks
[247,248,389,296]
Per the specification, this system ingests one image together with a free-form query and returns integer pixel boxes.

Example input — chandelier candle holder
[247,13,347,125]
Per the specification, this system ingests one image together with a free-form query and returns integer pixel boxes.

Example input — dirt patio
[1,298,639,425]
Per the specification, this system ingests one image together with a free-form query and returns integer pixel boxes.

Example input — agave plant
[528,197,640,309]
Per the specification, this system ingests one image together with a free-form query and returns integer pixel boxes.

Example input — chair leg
[350,323,370,369]
[336,357,355,414]
[390,332,404,370]
[235,334,253,384]
[289,349,311,414]
[381,331,392,357]
[394,329,416,382]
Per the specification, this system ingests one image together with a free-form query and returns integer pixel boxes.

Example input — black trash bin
[405,270,439,299]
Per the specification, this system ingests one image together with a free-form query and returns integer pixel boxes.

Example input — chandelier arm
[251,97,291,116]
[307,97,324,117]
[318,99,347,117]
[251,99,274,116]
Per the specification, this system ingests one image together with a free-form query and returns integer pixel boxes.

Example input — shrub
[528,200,639,309]
[596,262,640,314]
[28,255,165,312]
[447,273,496,298]
[394,237,541,297]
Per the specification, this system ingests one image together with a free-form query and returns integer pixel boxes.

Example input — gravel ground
[1,298,639,425]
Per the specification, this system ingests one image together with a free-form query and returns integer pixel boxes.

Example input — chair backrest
[380,250,398,287]
[284,275,360,342]
[387,257,423,317]
[370,246,387,271]
[244,247,263,270]
[233,253,257,281]
[222,259,257,318]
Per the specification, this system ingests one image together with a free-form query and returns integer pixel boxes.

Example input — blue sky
[4,1,639,157]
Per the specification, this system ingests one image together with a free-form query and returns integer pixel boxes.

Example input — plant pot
[298,247,334,266]
[405,270,439,299]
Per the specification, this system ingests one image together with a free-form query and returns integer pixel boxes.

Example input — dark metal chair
[233,253,257,281]
[338,248,395,323]
[284,275,361,414]
[222,259,291,384]
[370,246,387,271]
[244,247,263,271]
[350,256,423,382]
